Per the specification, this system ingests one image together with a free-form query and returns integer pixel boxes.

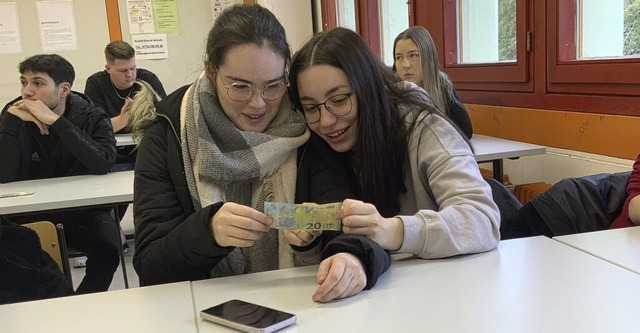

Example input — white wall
[0,0,111,105]
[0,0,313,105]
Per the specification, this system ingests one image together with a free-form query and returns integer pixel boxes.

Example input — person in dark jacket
[0,54,119,294]
[393,26,473,139]
[0,214,73,305]
[128,4,389,303]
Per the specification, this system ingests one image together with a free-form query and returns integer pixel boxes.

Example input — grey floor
[70,205,140,291]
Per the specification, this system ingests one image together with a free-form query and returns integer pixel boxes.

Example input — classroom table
[0,282,197,333]
[0,171,133,215]
[191,236,640,333]
[554,226,640,275]
[471,134,546,183]
[0,171,134,287]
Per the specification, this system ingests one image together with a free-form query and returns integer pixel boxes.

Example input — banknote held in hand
[264,202,342,231]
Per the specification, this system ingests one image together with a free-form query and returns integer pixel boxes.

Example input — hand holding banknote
[211,202,272,248]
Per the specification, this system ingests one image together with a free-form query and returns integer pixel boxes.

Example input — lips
[326,127,348,138]
[244,113,265,123]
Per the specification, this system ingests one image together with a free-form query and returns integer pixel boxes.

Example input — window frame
[410,0,640,116]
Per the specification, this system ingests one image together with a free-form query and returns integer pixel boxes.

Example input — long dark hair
[289,27,436,216]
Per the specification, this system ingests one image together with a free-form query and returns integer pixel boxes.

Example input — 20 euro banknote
[264,202,342,231]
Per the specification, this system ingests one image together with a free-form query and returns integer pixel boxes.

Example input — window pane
[459,0,516,63]
[337,0,357,32]
[579,0,640,58]
[379,0,409,66]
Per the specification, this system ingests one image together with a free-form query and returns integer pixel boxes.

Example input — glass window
[337,0,357,32]
[379,0,409,66]
[578,0,640,59]
[459,0,516,63]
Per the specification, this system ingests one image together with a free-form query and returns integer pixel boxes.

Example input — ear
[58,82,72,98]
[203,60,216,86]
[105,63,111,72]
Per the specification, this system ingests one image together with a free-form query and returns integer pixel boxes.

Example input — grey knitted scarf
[181,73,309,277]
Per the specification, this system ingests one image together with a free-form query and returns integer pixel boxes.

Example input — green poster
[152,0,180,33]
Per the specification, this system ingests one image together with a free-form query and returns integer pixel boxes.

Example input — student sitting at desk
[393,26,473,139]
[0,214,73,304]
[85,40,167,172]
[129,4,389,303]
[288,27,500,259]
[500,155,637,239]
[0,54,119,294]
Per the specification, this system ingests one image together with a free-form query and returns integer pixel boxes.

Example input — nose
[21,83,35,98]
[402,58,412,69]
[246,88,266,108]
[318,104,337,127]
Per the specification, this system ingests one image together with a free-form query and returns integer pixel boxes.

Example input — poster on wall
[211,0,234,23]
[132,33,169,60]
[0,2,23,54]
[36,0,78,52]
[127,0,155,34]
[153,0,180,33]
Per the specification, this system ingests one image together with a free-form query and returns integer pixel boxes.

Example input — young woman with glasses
[128,5,390,302]
[288,27,500,259]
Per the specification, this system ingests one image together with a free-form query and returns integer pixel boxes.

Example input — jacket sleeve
[294,134,390,288]
[50,107,116,175]
[448,89,473,139]
[132,120,231,286]
[320,234,390,290]
[0,112,32,183]
[397,114,500,259]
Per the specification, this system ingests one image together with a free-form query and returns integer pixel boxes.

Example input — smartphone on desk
[200,299,297,333]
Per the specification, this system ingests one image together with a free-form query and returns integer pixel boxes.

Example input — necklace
[112,82,133,100]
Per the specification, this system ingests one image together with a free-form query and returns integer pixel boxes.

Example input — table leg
[492,160,504,184]
[113,205,130,289]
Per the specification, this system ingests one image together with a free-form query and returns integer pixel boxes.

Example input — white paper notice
[132,33,168,60]
[211,0,234,23]
[0,2,23,54]
[127,0,155,34]
[36,0,78,52]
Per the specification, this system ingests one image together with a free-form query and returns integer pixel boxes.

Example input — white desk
[115,133,137,147]
[471,134,546,183]
[191,236,640,333]
[0,282,197,333]
[554,226,640,275]
[0,171,133,215]
[0,171,134,287]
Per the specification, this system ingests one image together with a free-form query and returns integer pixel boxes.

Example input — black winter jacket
[0,92,116,183]
[133,85,390,288]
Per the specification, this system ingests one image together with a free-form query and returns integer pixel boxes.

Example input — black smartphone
[200,299,297,333]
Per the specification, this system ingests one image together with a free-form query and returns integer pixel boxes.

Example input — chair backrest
[22,221,73,289]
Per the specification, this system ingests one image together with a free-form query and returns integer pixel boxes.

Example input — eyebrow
[20,75,49,82]
[300,85,349,102]
[224,73,284,85]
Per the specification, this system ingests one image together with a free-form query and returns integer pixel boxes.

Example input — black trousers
[14,208,120,294]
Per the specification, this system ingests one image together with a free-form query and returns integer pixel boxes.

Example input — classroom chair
[23,221,73,290]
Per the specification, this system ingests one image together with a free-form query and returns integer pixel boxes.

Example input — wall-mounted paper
[127,0,155,34]
[0,2,23,54]
[36,0,78,52]
[132,33,169,60]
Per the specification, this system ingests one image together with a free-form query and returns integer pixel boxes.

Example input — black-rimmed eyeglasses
[297,92,353,124]
[215,68,289,102]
